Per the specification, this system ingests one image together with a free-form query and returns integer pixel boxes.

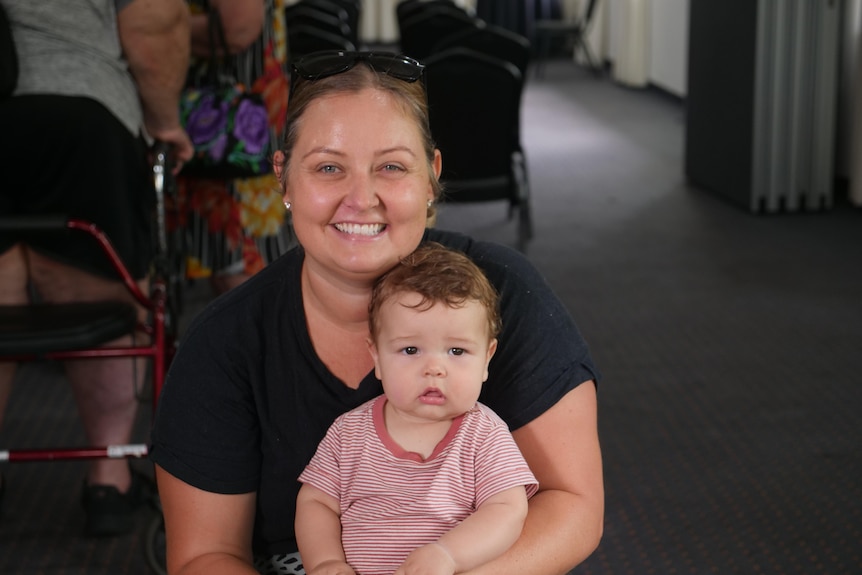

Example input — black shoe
[81,469,151,537]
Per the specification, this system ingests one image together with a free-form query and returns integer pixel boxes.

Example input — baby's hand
[394,542,456,575]
[307,559,355,575]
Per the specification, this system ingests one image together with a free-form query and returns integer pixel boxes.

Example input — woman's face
[280,87,441,285]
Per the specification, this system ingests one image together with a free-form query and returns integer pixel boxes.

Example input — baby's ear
[487,338,498,361]
[367,339,383,380]
[483,339,498,382]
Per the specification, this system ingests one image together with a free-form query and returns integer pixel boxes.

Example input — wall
[647,0,688,96]
[599,0,688,96]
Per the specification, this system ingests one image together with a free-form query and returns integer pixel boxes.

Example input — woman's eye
[382,163,404,172]
[449,348,465,356]
[402,347,418,355]
[319,164,339,174]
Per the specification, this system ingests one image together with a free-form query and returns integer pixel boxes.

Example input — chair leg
[576,35,603,76]
[534,33,549,78]
[513,152,533,251]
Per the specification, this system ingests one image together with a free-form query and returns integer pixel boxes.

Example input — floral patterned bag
[179,9,270,179]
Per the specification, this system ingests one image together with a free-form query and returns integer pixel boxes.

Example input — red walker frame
[0,146,176,465]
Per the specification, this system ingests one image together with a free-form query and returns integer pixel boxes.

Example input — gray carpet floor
[1,59,861,574]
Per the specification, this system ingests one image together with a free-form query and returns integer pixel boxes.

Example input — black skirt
[0,94,152,279]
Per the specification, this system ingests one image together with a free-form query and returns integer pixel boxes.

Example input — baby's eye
[449,348,465,356]
[402,347,418,355]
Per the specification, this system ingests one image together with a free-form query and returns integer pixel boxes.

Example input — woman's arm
[465,382,604,575]
[190,0,264,56]
[295,484,355,575]
[155,465,259,575]
[117,0,194,163]
[400,485,528,574]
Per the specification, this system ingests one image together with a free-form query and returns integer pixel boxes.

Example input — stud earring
[284,201,291,210]
[427,199,433,208]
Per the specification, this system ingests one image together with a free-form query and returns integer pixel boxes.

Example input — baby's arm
[295,484,355,575]
[397,485,529,575]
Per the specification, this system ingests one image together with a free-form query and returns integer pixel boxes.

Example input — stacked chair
[424,47,533,251]
[302,0,361,48]
[398,2,478,61]
[396,0,459,29]
[394,1,534,250]
[432,19,531,78]
[284,0,361,61]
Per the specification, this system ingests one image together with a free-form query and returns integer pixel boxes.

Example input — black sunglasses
[290,51,425,91]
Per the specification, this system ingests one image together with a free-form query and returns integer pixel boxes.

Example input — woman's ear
[432,148,442,180]
[273,150,285,185]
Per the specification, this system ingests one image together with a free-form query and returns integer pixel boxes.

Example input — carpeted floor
[1,58,861,574]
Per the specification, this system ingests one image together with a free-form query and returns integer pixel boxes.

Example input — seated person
[151,51,603,575]
[296,242,538,575]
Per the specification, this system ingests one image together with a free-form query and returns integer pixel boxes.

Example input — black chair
[284,3,354,45]
[396,0,457,29]
[533,0,602,77]
[399,5,478,61]
[287,24,356,62]
[298,0,360,49]
[425,47,533,251]
[432,20,531,79]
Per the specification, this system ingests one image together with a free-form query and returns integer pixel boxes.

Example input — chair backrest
[397,0,457,28]
[424,47,524,203]
[399,5,478,61]
[432,21,530,79]
[297,0,360,48]
[284,3,353,43]
[287,24,356,62]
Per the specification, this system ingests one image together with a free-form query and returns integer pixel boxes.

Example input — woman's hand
[307,559,356,575]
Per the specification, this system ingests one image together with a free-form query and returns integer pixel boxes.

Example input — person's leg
[27,249,149,490]
[0,244,32,507]
[0,244,30,428]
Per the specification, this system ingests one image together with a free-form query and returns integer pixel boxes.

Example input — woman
[151,51,604,575]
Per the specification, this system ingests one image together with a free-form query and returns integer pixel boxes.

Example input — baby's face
[368,292,497,424]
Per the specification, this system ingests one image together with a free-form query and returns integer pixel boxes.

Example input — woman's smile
[332,222,387,236]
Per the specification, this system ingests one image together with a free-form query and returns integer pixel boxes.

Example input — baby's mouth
[419,388,445,405]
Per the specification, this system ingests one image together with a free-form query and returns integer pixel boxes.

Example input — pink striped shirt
[298,396,538,574]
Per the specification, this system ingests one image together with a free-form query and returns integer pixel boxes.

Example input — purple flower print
[208,133,228,161]
[187,93,229,146]
[232,99,269,154]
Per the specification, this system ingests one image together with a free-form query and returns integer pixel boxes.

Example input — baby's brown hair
[369,243,502,342]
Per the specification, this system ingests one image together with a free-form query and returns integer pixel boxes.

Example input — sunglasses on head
[290,51,425,91]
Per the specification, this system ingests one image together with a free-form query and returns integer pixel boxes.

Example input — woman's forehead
[296,89,424,148]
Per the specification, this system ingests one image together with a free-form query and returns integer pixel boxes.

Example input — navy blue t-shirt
[150,228,599,557]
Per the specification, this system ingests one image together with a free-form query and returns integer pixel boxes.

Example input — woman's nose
[344,173,379,211]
